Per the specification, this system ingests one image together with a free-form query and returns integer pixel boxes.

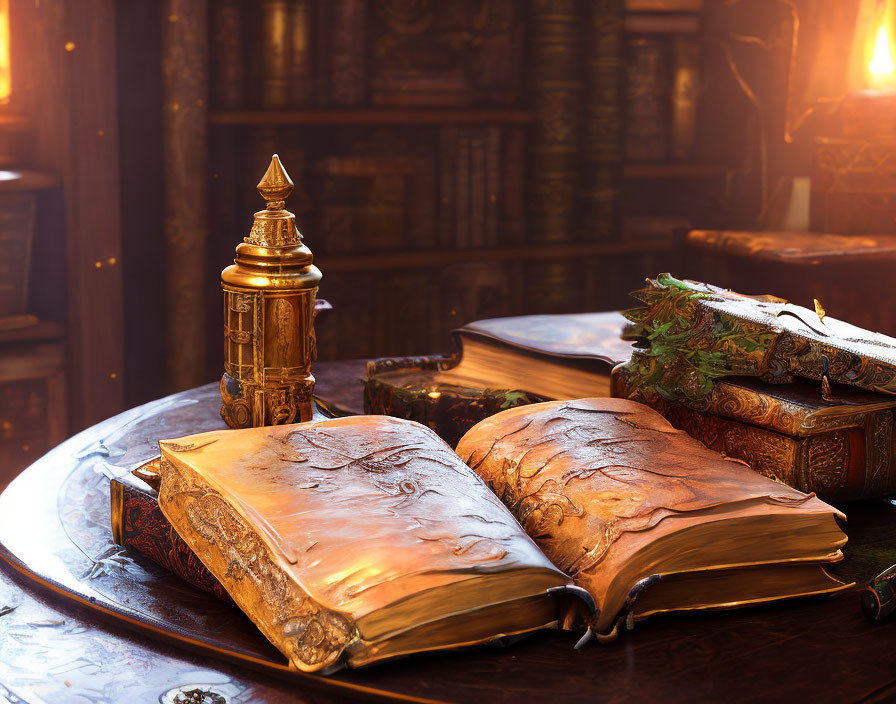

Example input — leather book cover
[156,417,587,672]
[110,469,233,604]
[364,354,546,447]
[612,366,896,500]
[623,273,896,401]
[457,398,851,639]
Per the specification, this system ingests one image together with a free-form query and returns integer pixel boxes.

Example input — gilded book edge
[158,453,358,673]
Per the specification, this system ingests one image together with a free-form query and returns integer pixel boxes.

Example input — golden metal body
[220,155,321,428]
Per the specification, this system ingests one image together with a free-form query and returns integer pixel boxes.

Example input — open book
[155,399,851,673]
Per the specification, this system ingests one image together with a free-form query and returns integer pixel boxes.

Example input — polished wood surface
[3,361,896,703]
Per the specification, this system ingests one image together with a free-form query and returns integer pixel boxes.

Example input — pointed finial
[257,154,294,204]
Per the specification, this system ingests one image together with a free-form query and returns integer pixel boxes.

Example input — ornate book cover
[612,369,896,500]
[156,416,588,672]
[110,468,233,604]
[456,398,852,639]
[622,273,896,401]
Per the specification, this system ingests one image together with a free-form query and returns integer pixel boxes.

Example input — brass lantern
[220,154,321,428]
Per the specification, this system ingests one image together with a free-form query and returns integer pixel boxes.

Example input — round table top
[3,365,896,703]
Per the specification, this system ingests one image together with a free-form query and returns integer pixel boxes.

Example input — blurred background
[2,0,895,486]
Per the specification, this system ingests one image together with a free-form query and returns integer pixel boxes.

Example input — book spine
[211,0,245,108]
[500,126,526,245]
[259,0,290,109]
[670,35,700,160]
[110,478,234,604]
[529,0,581,244]
[456,128,471,248]
[288,0,314,107]
[327,0,367,106]
[438,126,458,248]
[469,128,486,248]
[625,36,669,162]
[582,0,624,241]
[527,0,582,313]
[485,126,501,248]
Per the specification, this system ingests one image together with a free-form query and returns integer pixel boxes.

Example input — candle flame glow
[869,5,896,89]
[0,0,10,104]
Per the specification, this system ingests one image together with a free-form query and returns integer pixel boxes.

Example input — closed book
[211,0,245,109]
[582,0,624,240]
[287,0,313,106]
[623,273,896,401]
[625,37,669,162]
[364,311,633,444]
[469,128,486,248]
[258,0,290,109]
[455,128,471,248]
[612,369,896,501]
[110,467,233,604]
[326,0,366,106]
[499,126,526,245]
[529,0,581,243]
[671,36,701,160]
[485,127,501,247]
[438,126,458,248]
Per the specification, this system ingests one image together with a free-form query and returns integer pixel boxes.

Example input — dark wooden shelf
[623,162,731,180]
[315,239,672,273]
[209,108,534,126]
[0,320,65,346]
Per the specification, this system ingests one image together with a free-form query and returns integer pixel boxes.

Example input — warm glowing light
[0,0,10,104]
[870,23,896,80]
[867,3,896,90]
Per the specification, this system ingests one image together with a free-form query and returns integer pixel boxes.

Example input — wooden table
[3,361,896,703]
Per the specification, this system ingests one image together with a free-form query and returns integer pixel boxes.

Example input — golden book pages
[456,398,852,638]
[156,415,584,673]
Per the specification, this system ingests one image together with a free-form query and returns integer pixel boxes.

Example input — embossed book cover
[622,273,896,401]
[456,398,852,640]
[155,415,591,673]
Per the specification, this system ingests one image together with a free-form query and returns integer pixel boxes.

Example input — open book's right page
[456,398,852,638]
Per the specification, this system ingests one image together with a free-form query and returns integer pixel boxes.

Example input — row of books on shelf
[225,125,690,258]
[313,252,667,361]
[212,0,703,118]
[212,0,525,110]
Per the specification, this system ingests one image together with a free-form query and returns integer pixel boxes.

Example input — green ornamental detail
[622,274,777,401]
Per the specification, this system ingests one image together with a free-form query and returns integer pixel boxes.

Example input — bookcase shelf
[623,163,731,180]
[208,109,535,127]
[316,239,672,274]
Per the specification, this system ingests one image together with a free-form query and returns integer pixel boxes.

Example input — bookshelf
[317,239,673,274]
[208,109,535,126]
[163,0,715,380]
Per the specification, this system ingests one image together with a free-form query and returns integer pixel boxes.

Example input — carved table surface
[3,361,896,703]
